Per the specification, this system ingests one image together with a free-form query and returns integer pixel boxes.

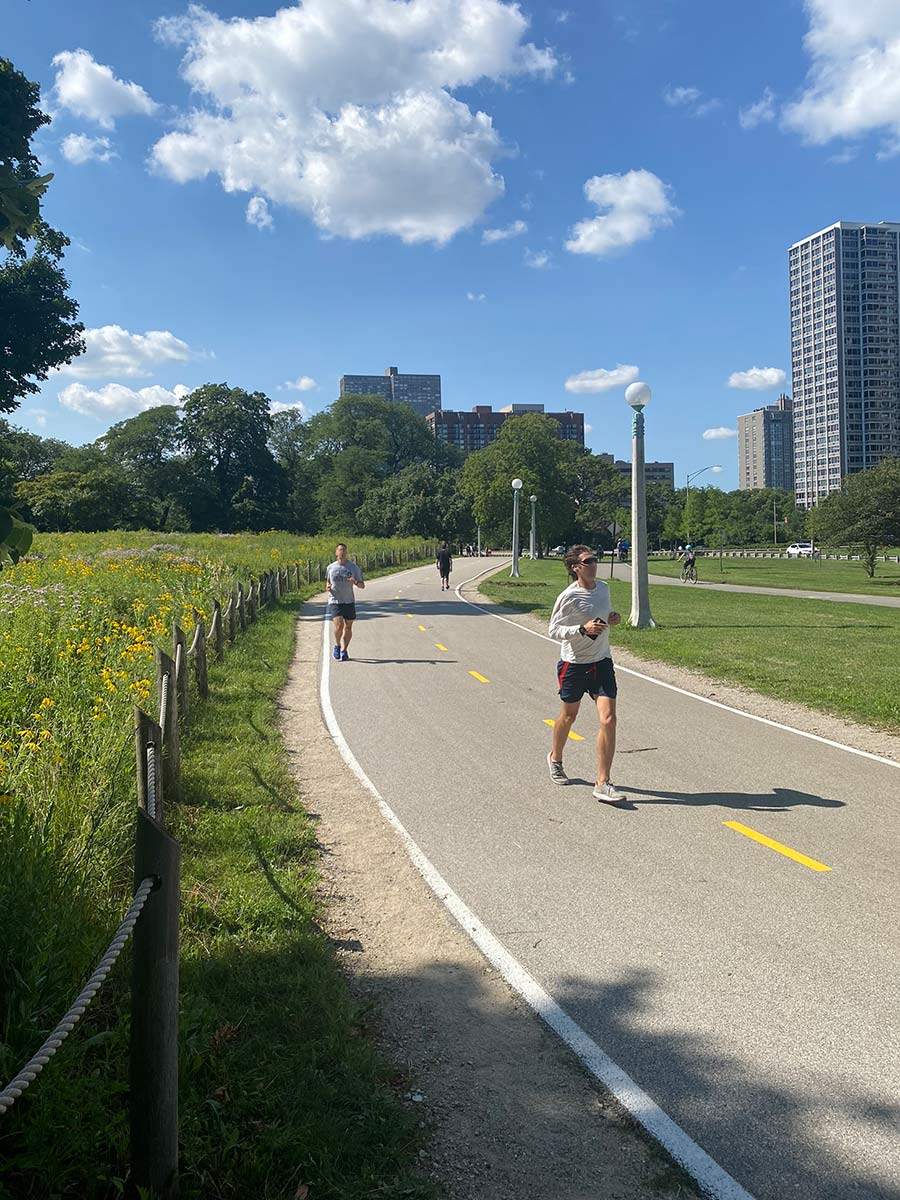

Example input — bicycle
[680,561,698,584]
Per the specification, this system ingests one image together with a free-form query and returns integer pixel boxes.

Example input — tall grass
[0,533,431,1198]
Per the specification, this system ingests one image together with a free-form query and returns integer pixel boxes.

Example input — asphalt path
[321,557,900,1200]
[611,561,900,608]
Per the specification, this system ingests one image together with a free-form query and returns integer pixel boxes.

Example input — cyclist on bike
[679,544,697,581]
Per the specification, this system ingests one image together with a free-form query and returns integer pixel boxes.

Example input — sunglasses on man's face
[577,556,599,565]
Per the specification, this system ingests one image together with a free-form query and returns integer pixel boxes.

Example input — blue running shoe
[332,644,341,660]
[341,649,349,661]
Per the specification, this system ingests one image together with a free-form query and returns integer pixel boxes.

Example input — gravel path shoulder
[279,602,701,1200]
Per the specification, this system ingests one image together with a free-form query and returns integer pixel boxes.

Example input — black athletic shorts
[331,602,357,621]
[557,657,617,702]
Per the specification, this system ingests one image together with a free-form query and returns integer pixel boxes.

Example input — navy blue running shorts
[557,657,617,703]
[331,602,357,621]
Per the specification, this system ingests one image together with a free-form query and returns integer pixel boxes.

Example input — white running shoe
[593,781,627,803]
[547,752,568,785]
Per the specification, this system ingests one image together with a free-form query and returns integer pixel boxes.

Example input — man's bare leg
[551,700,580,763]
[341,620,354,651]
[332,615,345,651]
[594,696,617,785]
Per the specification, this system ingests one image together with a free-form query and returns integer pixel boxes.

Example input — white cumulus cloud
[59,382,190,419]
[727,366,786,390]
[782,1,900,152]
[565,169,679,257]
[482,219,527,244]
[564,364,639,394]
[55,325,196,380]
[51,49,158,129]
[524,247,552,269]
[663,85,720,117]
[60,133,117,164]
[271,398,310,415]
[282,375,317,391]
[150,0,557,245]
[466,291,486,301]
[739,87,777,130]
[246,195,274,230]
[703,426,738,440]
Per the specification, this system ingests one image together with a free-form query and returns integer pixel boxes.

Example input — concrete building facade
[789,221,900,508]
[339,366,442,419]
[427,404,584,454]
[738,394,794,491]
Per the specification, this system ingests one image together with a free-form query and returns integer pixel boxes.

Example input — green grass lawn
[643,554,900,596]
[481,560,900,734]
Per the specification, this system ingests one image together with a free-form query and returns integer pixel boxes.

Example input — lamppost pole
[625,382,655,629]
[529,494,537,560]
[684,464,721,543]
[510,478,523,577]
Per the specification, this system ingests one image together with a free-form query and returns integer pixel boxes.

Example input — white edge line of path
[456,563,900,772]
[319,601,756,1200]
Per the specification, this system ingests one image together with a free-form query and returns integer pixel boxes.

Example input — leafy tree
[816,460,900,576]
[356,463,473,541]
[268,409,321,532]
[179,384,283,530]
[16,466,149,532]
[0,58,53,251]
[461,415,579,548]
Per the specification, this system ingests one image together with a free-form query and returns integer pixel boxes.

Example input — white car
[786,542,814,558]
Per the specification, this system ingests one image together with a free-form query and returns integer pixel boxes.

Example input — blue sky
[6,0,900,489]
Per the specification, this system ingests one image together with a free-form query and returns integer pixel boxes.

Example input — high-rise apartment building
[789,221,900,508]
[427,404,584,453]
[597,454,675,488]
[339,365,442,419]
[738,394,794,491]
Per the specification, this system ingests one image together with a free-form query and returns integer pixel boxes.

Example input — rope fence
[1,546,435,1198]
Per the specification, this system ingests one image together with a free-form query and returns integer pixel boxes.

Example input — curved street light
[685,464,721,543]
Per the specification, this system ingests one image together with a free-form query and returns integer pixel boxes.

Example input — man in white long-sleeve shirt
[547,544,626,803]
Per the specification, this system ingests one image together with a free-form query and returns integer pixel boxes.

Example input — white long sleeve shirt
[548,579,613,663]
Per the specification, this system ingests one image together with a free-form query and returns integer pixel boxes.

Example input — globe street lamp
[529,494,537,560]
[510,478,523,577]
[685,464,721,543]
[625,382,655,628]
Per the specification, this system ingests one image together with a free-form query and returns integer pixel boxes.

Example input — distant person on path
[436,542,453,591]
[547,545,626,803]
[326,543,365,662]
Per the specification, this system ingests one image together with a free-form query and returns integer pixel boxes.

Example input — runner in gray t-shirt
[326,543,365,662]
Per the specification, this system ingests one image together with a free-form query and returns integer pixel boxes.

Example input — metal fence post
[212,599,225,663]
[156,649,181,805]
[130,808,180,1200]
[173,626,188,731]
[238,582,247,631]
[192,613,209,699]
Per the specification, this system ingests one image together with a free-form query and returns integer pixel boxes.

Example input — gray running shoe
[593,781,627,803]
[547,752,568,785]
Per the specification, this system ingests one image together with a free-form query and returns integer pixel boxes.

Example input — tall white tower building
[789,222,900,508]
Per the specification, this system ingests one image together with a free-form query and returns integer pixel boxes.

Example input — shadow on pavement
[624,785,845,812]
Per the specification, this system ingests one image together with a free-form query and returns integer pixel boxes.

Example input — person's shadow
[625,785,845,813]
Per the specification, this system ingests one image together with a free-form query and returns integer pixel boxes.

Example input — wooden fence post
[238,582,247,631]
[226,595,236,642]
[130,808,180,1200]
[156,648,181,804]
[192,613,209,700]
[173,625,188,731]
[212,599,225,663]
[248,580,257,623]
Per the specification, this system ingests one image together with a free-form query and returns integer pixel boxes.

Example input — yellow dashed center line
[435,643,448,652]
[418,625,427,631]
[543,718,584,741]
[469,671,490,684]
[406,613,414,618]
[724,821,831,873]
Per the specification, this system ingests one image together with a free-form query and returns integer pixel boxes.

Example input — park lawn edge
[174,561,440,1200]
[479,561,900,735]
